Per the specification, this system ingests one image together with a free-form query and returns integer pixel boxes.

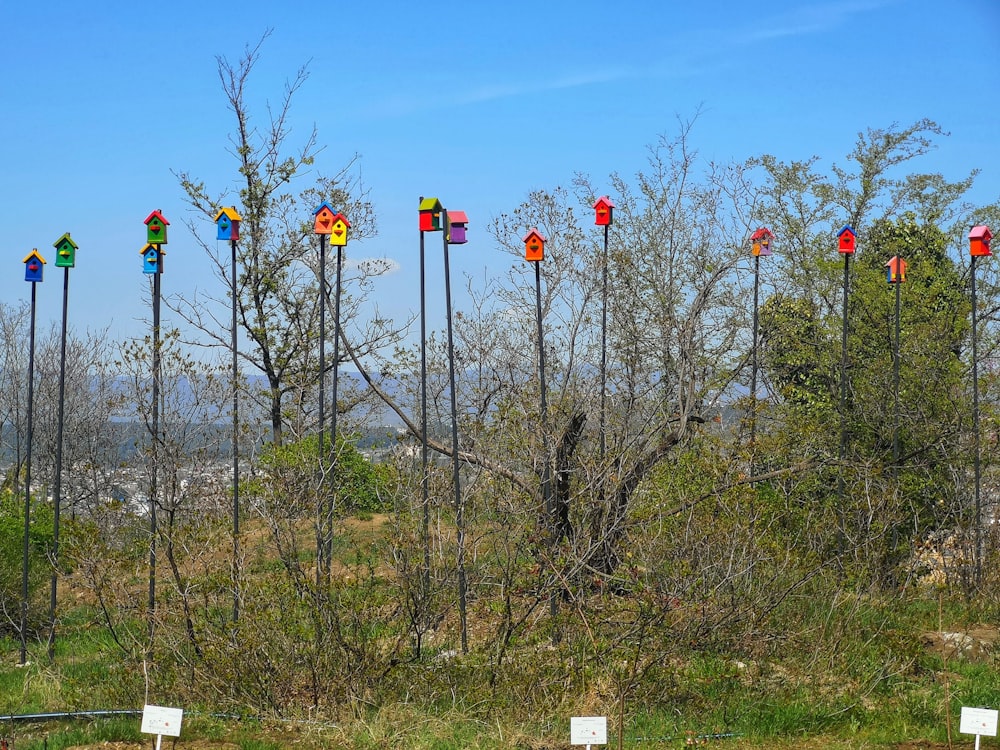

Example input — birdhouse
[215,207,242,241]
[329,213,350,247]
[313,202,336,235]
[750,227,774,257]
[141,243,165,274]
[593,196,615,227]
[419,197,443,232]
[447,210,469,245]
[969,225,993,257]
[23,249,46,282]
[523,228,547,262]
[144,210,169,245]
[837,225,856,255]
[885,256,907,284]
[53,232,78,268]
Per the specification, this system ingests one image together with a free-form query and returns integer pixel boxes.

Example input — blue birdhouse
[23,249,46,282]
[215,207,242,241]
[141,243,164,274]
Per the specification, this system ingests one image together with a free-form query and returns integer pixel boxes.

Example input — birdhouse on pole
[215,207,242,241]
[419,197,443,232]
[313,202,336,235]
[885,255,907,284]
[23,249,46,282]
[53,233,78,268]
[750,227,774,257]
[969,225,993,257]
[837,225,856,255]
[523,228,547,262]
[144,210,169,245]
[141,243,165,274]
[329,212,350,247]
[593,196,615,227]
[447,210,469,245]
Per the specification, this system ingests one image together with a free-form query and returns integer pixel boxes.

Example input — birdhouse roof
[837,225,856,238]
[970,225,993,241]
[214,206,242,223]
[448,210,469,225]
[144,209,169,226]
[53,232,78,250]
[330,212,351,227]
[313,201,335,217]
[140,243,163,256]
[419,197,442,212]
[523,228,547,243]
[750,227,774,241]
[23,249,47,264]
[593,196,615,209]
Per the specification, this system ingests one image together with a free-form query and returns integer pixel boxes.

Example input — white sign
[570,716,607,746]
[960,706,999,737]
[141,704,184,737]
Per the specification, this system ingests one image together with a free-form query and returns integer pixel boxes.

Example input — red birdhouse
[593,196,615,227]
[750,227,774,257]
[885,256,907,284]
[837,225,856,255]
[969,225,993,257]
[419,197,443,232]
[523,228,546,262]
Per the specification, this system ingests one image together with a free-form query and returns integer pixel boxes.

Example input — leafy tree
[173,32,397,446]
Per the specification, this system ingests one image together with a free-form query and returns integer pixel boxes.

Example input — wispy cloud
[360,0,893,120]
[740,0,897,43]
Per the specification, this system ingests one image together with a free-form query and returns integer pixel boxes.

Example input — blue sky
[1,0,998,352]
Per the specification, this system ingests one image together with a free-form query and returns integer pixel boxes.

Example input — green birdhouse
[53,232,78,268]
[145,209,170,245]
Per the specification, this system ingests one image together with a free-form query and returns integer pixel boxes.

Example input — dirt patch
[920,624,999,662]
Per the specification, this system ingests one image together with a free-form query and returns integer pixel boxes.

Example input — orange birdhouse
[523,228,546,262]
[837,225,856,255]
[313,202,336,235]
[969,225,993,257]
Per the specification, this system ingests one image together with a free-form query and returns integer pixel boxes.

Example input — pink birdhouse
[523,228,546,262]
[750,227,774,257]
[447,211,469,245]
[969,225,993,257]
[593,196,615,227]
[837,225,856,255]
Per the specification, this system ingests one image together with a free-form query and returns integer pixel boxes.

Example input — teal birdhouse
[24,249,46,282]
[145,209,170,245]
[141,243,164,274]
[53,232,78,268]
[215,207,241,241]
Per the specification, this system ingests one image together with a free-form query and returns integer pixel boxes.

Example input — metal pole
[230,237,240,622]
[148,263,161,652]
[20,281,39,666]
[838,252,850,505]
[317,233,327,585]
[600,223,608,477]
[750,253,760,473]
[442,213,467,653]
[47,266,70,660]
[419,204,431,621]
[892,272,901,481]
[534,261,555,620]
[971,254,982,585]
[329,241,343,580]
